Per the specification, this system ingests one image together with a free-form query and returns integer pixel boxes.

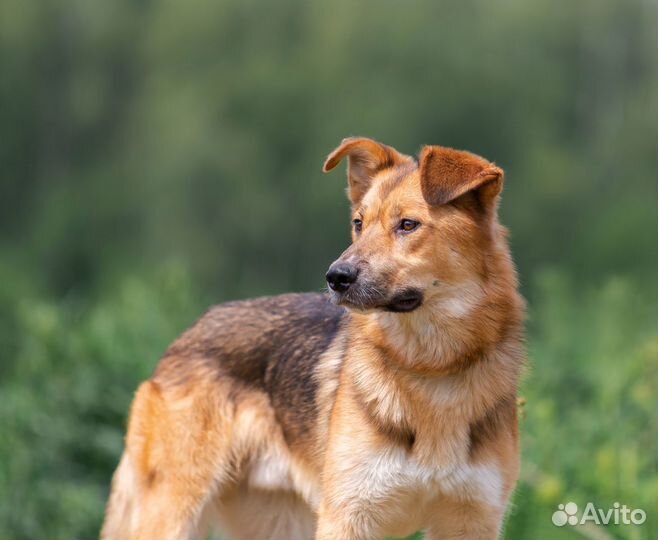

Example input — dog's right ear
[418,145,504,213]
[323,137,410,205]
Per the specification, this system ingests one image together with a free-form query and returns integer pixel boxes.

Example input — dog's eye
[398,219,420,233]
[352,218,363,233]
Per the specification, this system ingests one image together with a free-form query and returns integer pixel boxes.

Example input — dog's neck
[351,280,522,375]
[346,290,525,464]
[347,274,524,395]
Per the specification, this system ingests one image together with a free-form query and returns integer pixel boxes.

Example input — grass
[0,262,655,539]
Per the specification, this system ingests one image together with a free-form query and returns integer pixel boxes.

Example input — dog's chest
[338,447,504,509]
[324,447,502,537]
[349,448,448,496]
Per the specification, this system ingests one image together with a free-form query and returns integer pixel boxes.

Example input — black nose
[326,262,359,293]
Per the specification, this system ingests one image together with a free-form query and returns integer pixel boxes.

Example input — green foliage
[0,266,655,539]
[1,0,656,298]
[508,271,658,540]
[0,263,202,539]
[0,0,655,538]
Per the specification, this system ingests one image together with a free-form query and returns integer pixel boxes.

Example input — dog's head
[323,137,506,315]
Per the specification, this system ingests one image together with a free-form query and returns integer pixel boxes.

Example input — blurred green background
[0,0,656,538]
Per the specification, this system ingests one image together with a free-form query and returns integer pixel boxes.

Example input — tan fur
[102,137,526,540]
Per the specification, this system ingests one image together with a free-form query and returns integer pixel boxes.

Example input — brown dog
[101,137,526,540]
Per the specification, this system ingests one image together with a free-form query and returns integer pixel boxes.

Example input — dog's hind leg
[101,374,238,540]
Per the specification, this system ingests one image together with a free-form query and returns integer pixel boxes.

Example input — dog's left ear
[323,137,411,205]
[418,146,504,211]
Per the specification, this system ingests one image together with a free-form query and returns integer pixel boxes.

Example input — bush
[0,264,655,539]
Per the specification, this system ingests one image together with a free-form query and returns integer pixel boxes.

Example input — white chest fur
[339,446,502,502]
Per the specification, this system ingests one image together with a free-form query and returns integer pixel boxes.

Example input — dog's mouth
[384,289,424,313]
[332,286,424,314]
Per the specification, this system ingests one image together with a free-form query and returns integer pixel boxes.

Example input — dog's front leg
[423,498,506,540]
[315,438,392,540]
[316,440,410,540]
[315,500,383,540]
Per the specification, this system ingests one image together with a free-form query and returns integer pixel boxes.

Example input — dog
[101,137,526,540]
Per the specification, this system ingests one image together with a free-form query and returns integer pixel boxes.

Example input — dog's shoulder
[154,293,347,445]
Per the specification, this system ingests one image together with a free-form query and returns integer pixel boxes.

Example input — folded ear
[418,145,504,211]
[323,137,410,205]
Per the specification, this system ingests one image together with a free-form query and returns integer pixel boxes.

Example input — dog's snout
[326,262,359,293]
